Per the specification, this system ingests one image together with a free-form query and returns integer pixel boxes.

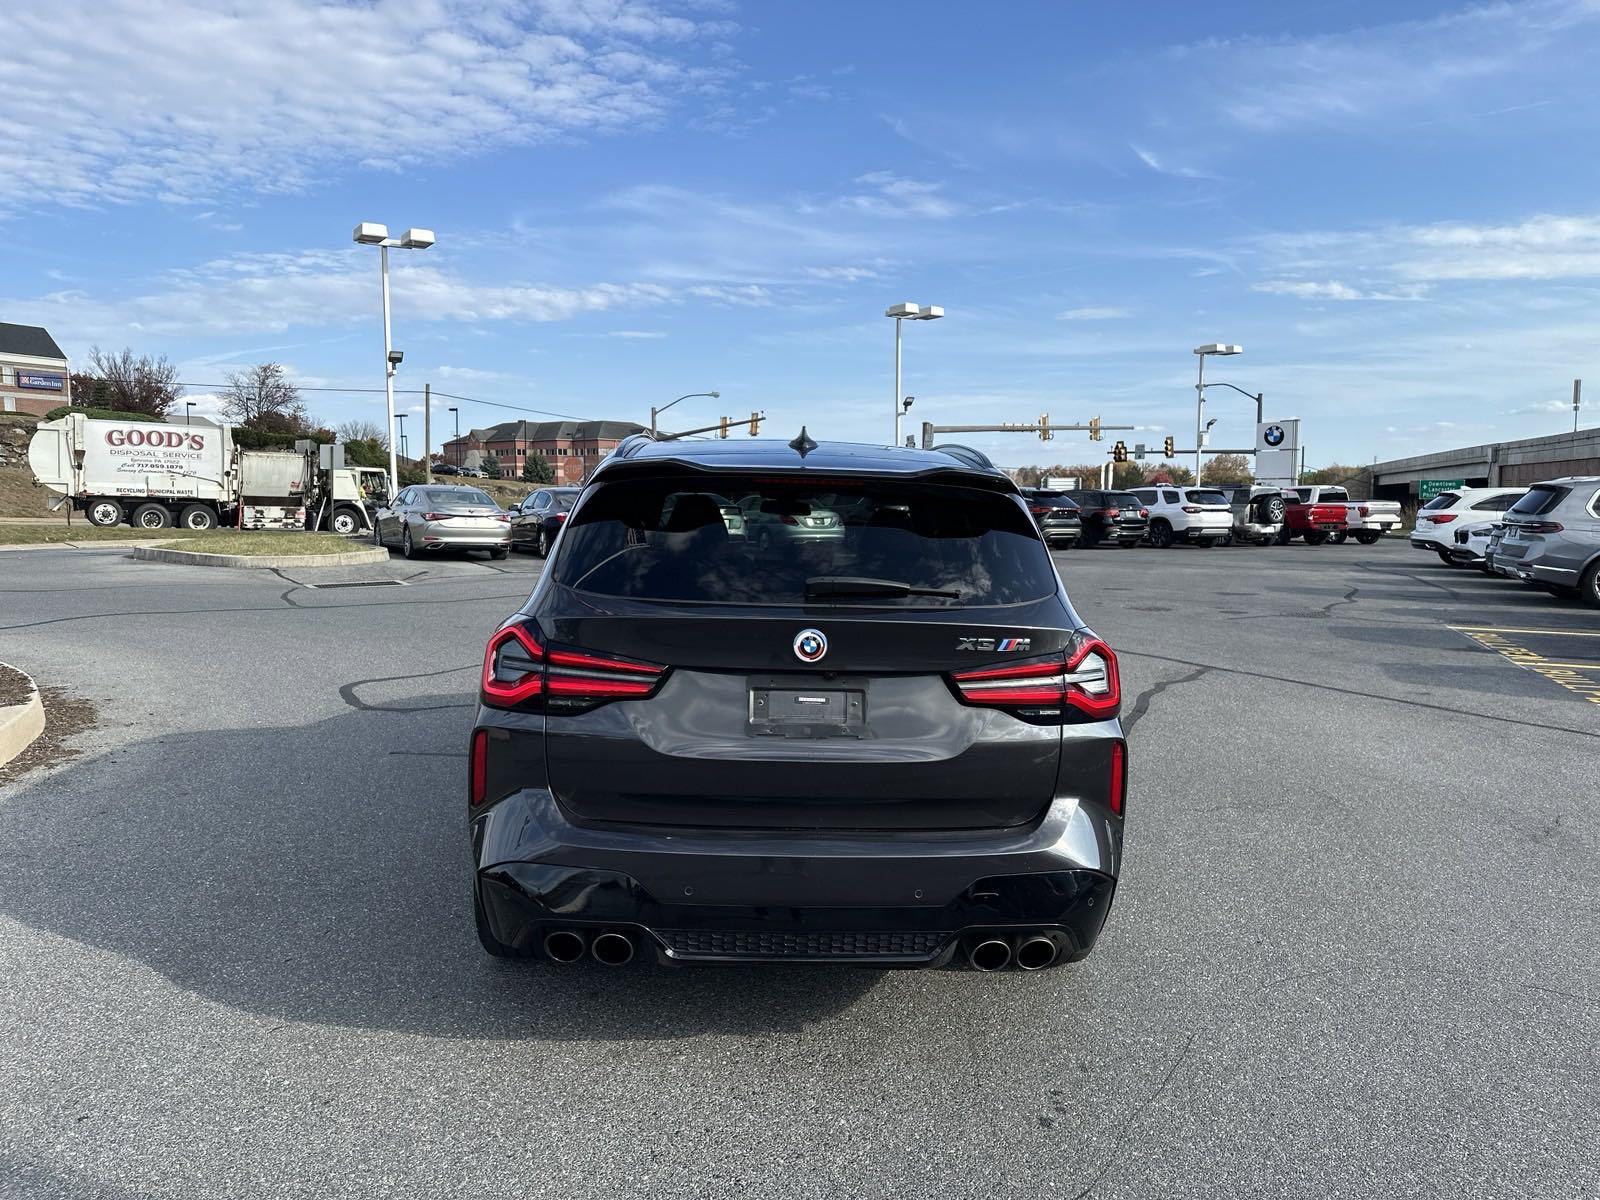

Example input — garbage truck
[27,411,392,533]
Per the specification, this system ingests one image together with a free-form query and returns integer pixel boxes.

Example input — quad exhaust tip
[1015,935,1059,971]
[543,930,587,963]
[591,931,636,966]
[968,938,1012,972]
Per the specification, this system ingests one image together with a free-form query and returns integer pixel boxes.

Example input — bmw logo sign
[793,628,828,663]
[1263,423,1286,447]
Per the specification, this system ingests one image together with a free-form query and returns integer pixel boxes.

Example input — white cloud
[1130,147,1215,180]
[1511,398,1576,415]
[804,266,884,282]
[1251,280,1427,301]
[607,330,668,338]
[686,283,774,306]
[435,365,512,381]
[1057,306,1132,321]
[1258,212,1600,283]
[835,172,962,219]
[0,0,733,211]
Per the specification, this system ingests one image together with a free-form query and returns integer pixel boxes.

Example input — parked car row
[1015,484,1399,549]
[1412,479,1600,607]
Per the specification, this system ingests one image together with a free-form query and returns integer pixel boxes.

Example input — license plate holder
[747,677,867,738]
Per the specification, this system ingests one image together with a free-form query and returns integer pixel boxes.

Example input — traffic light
[1113,440,1128,463]
[1038,413,1052,441]
[748,411,762,436]
[1163,435,1175,457]
[1089,416,1102,442]
[718,416,731,439]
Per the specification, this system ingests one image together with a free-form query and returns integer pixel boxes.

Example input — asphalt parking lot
[1,538,1595,1199]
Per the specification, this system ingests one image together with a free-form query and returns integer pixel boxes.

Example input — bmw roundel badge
[1263,423,1286,447]
[793,628,828,663]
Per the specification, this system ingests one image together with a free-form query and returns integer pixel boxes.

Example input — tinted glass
[1508,486,1567,516]
[1316,488,1350,503]
[1420,492,1458,510]
[1186,490,1228,505]
[1472,493,1520,511]
[422,488,495,507]
[555,475,1057,607]
[1162,490,1181,504]
[1107,493,1144,508]
[552,493,577,511]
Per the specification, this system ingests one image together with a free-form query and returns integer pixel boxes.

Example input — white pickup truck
[1291,486,1402,545]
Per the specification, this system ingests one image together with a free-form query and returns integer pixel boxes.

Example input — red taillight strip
[950,658,1064,683]
[546,648,663,675]
[481,623,545,707]
[950,637,1120,718]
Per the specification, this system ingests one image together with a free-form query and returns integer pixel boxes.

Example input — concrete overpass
[1370,427,1600,501]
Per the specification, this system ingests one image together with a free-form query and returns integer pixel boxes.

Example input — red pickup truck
[1274,490,1349,545]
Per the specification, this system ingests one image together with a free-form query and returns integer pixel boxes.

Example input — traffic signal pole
[919,417,1135,449]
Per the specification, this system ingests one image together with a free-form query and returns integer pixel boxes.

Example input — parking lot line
[1447,625,1600,637]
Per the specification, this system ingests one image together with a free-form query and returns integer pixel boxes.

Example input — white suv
[1128,486,1235,548]
[1410,487,1525,564]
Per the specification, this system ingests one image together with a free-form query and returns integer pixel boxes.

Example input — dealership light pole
[886,302,943,446]
[1193,343,1242,484]
[395,413,408,464]
[353,221,435,491]
[184,401,195,426]
[651,391,720,437]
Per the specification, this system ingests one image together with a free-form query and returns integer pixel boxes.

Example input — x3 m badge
[956,636,1032,652]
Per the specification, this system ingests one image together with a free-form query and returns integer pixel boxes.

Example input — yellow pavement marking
[1447,625,1600,637]
[1450,626,1600,704]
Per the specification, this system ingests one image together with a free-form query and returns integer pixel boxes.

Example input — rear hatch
[530,472,1077,831]
[1101,492,1149,536]
[1500,484,1571,562]
[1181,489,1233,534]
[421,487,505,531]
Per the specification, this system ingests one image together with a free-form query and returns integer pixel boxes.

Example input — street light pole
[354,222,435,492]
[395,413,407,468]
[1192,343,1242,485]
[886,303,944,446]
[184,401,195,426]
[650,391,719,437]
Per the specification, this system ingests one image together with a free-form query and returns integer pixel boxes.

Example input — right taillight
[1109,741,1126,816]
[1516,521,1564,533]
[949,637,1121,719]
[1104,507,1121,518]
[1432,513,1458,524]
[480,620,668,711]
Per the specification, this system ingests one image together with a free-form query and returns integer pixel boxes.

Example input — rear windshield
[554,476,1058,607]
[1185,490,1229,505]
[1107,493,1144,508]
[423,488,494,507]
[551,492,577,511]
[1509,486,1568,516]
[1419,492,1459,510]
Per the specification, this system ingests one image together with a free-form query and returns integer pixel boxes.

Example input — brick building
[443,419,644,484]
[0,323,70,417]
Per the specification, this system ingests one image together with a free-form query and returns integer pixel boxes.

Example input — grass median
[0,526,362,554]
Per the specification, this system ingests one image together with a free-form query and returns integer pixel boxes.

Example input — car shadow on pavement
[0,700,878,1041]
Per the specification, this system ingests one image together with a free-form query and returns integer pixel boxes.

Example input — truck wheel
[131,503,171,530]
[1196,538,1215,548]
[329,506,362,536]
[402,526,417,560]
[1256,496,1286,524]
[1274,527,1293,546]
[85,499,125,527]
[177,504,217,531]
[1303,531,1329,546]
[1219,534,1234,547]
[1354,532,1381,545]
[490,547,510,561]
[1330,531,1348,545]
[1148,520,1173,548]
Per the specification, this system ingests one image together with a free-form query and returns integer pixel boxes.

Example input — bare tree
[86,346,181,417]
[220,363,306,433]
[335,418,388,448]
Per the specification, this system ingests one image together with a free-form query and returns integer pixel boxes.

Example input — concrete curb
[133,545,390,569]
[0,664,46,769]
[0,538,181,553]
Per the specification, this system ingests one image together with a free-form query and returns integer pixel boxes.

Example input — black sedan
[509,487,580,557]
[1020,489,1082,548]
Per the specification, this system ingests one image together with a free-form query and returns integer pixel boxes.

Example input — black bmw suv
[469,436,1128,972]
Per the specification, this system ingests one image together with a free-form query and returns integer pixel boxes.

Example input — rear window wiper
[804,576,961,599]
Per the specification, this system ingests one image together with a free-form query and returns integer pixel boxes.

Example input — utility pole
[1575,378,1582,433]
[423,383,431,484]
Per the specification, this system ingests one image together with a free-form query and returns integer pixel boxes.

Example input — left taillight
[949,637,1121,719]
[480,620,667,711]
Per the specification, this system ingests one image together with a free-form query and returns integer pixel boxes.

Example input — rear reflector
[469,729,488,806]
[1110,741,1126,816]
[481,621,667,711]
[950,637,1121,719]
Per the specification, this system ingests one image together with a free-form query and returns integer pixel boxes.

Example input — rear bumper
[472,789,1118,966]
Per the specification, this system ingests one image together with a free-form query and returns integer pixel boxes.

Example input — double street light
[1193,343,1242,484]
[886,302,943,446]
[354,221,435,489]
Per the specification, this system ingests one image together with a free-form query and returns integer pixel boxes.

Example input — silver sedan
[374,485,511,559]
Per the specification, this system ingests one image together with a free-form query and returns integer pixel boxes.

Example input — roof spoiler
[931,443,997,472]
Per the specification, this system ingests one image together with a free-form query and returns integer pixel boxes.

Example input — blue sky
[6,0,1600,467]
